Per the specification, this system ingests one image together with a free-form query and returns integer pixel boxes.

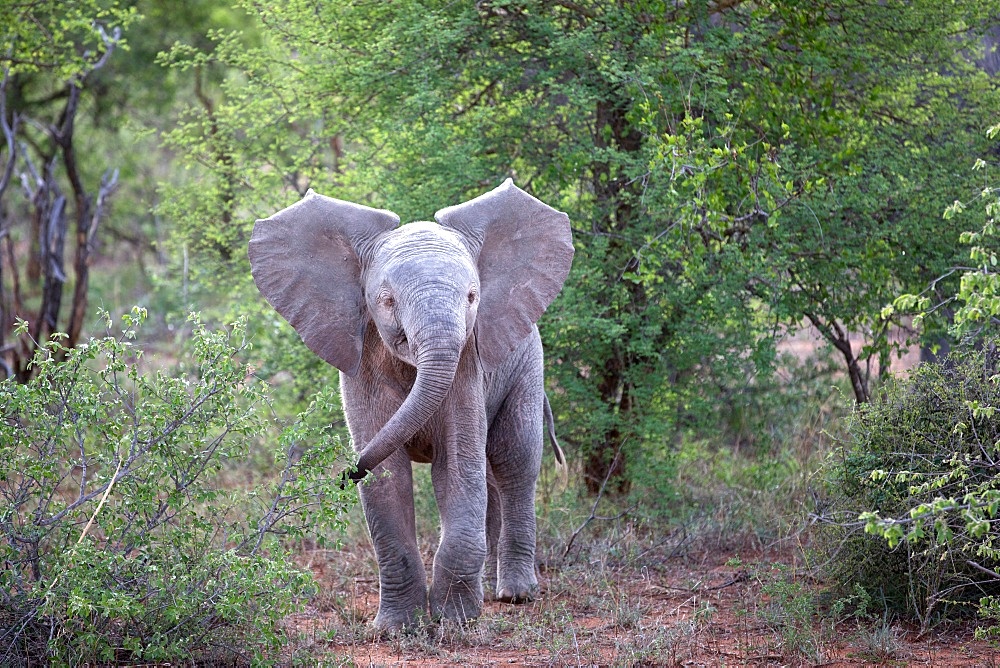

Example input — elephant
[248,179,573,630]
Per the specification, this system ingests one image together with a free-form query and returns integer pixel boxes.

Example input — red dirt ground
[287,542,1000,667]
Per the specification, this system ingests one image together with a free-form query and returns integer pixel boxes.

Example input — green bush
[0,308,354,665]
[817,338,1000,632]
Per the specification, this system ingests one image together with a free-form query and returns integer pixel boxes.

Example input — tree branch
[804,310,870,403]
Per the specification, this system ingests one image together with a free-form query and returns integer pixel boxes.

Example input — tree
[762,4,1000,402]
[889,121,1000,338]
[159,0,1000,493]
[0,1,136,380]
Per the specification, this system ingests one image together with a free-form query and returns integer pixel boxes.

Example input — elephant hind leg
[488,474,539,604]
[485,470,501,598]
[487,391,543,604]
[494,498,539,605]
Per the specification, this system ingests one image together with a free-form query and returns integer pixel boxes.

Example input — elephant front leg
[358,451,428,630]
[429,449,488,623]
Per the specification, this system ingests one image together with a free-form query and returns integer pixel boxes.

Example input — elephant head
[248,179,574,479]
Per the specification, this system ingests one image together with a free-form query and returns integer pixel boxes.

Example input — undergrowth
[0,309,355,665]
[817,337,1000,634]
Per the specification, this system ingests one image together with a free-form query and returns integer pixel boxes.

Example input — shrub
[0,308,354,665]
[817,338,1000,632]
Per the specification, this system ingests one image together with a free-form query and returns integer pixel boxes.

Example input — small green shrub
[817,338,1000,632]
[752,563,826,662]
[0,308,355,665]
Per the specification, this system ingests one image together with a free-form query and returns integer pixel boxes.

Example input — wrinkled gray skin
[248,180,573,630]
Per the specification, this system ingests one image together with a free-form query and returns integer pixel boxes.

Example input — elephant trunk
[347,323,464,483]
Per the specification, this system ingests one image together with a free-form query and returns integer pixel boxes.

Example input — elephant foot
[496,582,538,604]
[372,603,427,633]
[372,583,428,632]
[430,579,484,623]
[496,567,538,603]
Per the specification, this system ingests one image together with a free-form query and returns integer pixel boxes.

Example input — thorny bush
[0,308,355,665]
[818,337,1000,634]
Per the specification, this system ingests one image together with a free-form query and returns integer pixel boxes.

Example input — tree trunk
[805,312,871,404]
[584,98,643,495]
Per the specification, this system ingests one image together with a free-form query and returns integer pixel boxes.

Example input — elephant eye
[467,289,477,306]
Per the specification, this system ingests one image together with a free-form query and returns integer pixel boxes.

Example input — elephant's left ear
[435,179,574,372]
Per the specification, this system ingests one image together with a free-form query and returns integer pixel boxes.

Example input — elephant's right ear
[248,190,400,376]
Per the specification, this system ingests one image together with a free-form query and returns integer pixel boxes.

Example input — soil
[287,540,1000,667]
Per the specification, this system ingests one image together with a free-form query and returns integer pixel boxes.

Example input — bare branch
[966,560,1000,581]
[86,26,121,74]
[562,443,635,560]
[0,69,17,201]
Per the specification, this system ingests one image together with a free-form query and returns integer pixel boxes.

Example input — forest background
[2,0,1000,664]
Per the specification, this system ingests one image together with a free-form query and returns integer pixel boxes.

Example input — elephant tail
[543,394,566,469]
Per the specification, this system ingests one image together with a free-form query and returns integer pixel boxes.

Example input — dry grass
[283,531,996,666]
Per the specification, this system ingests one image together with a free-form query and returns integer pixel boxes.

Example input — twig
[966,559,1000,581]
[75,455,123,544]
[561,444,635,560]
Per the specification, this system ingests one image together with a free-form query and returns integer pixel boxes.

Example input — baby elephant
[248,180,573,630]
